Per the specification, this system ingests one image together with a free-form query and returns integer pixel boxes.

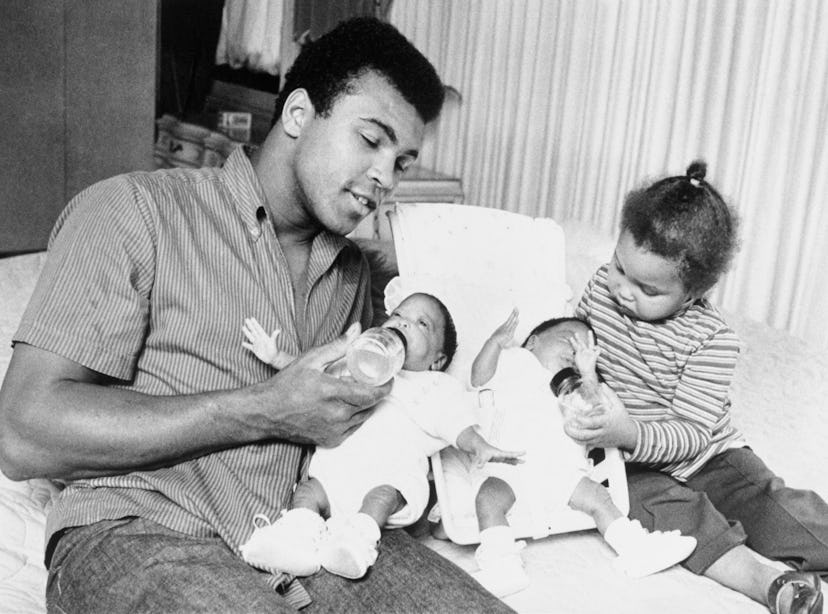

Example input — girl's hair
[620,160,740,295]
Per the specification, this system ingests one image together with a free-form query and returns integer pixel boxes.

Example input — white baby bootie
[604,517,697,578]
[472,526,530,598]
[239,508,327,576]
[319,513,381,579]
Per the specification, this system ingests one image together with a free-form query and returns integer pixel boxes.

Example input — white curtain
[215,0,284,75]
[389,0,828,347]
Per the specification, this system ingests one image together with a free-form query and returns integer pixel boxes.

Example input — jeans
[46,516,515,614]
[627,447,828,578]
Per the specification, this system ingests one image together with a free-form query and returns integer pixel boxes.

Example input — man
[0,17,513,613]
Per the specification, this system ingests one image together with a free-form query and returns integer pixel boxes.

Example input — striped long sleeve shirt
[15,149,372,600]
[575,265,745,481]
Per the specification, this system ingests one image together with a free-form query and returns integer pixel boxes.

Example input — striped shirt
[575,265,745,481]
[15,149,371,597]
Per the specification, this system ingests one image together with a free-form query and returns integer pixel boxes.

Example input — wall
[0,1,157,254]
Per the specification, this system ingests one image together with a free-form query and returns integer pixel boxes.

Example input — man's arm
[0,329,389,482]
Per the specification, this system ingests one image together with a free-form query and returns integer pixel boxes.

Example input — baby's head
[383,292,458,372]
[610,160,740,321]
[522,317,593,374]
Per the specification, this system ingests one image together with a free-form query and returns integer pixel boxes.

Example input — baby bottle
[550,367,606,425]
[345,327,406,386]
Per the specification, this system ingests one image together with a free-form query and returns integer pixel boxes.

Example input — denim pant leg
[301,528,515,614]
[46,518,295,614]
[686,447,828,578]
[626,465,748,575]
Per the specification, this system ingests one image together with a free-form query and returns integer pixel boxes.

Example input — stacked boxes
[154,114,246,169]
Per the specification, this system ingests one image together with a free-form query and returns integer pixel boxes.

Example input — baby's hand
[242,317,295,369]
[490,308,519,348]
[470,442,525,469]
[570,330,600,375]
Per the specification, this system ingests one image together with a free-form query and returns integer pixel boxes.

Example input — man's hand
[250,322,390,448]
[562,385,637,451]
[242,317,296,369]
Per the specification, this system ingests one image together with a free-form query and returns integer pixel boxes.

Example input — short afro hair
[273,17,444,125]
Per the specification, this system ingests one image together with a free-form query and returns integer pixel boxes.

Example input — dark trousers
[627,447,828,578]
[46,516,515,614]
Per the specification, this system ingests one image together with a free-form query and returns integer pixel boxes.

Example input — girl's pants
[627,446,828,578]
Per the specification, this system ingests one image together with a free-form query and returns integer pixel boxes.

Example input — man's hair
[522,316,592,347]
[273,17,444,125]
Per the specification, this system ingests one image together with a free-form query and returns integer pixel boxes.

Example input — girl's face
[606,230,694,322]
[383,294,447,372]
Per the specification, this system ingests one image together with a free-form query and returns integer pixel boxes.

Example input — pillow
[353,238,398,327]
[384,274,572,385]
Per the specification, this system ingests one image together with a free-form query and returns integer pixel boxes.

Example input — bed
[1,209,826,613]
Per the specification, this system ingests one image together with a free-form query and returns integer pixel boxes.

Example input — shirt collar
[221,146,352,265]
[221,146,268,238]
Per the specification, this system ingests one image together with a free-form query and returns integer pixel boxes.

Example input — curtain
[215,0,284,75]
[389,0,828,347]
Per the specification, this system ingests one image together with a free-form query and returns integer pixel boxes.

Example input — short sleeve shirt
[15,149,372,558]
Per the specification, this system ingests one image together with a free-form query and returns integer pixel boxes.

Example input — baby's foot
[319,513,380,579]
[473,527,530,597]
[239,508,327,576]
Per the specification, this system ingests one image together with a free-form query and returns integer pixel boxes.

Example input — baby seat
[384,202,628,545]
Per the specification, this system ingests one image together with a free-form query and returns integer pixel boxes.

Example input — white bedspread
[1,218,826,613]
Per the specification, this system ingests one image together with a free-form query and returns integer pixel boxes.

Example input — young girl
[572,161,825,614]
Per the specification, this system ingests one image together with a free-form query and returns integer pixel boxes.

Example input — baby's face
[383,293,447,372]
[526,321,591,373]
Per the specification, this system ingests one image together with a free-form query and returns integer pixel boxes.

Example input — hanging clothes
[215,0,283,75]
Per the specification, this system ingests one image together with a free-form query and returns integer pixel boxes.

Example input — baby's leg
[570,477,696,577]
[476,477,517,530]
[292,477,331,517]
[320,484,404,580]
[568,476,621,534]
[360,484,406,527]
[472,477,528,597]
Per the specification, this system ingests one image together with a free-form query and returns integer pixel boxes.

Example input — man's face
[293,72,425,236]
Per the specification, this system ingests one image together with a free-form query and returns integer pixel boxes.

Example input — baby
[239,292,524,580]
[468,309,697,597]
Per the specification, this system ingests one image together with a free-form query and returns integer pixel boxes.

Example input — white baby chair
[383,202,628,545]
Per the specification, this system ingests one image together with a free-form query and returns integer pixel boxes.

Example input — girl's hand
[242,317,295,369]
[563,385,637,451]
[490,308,519,348]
